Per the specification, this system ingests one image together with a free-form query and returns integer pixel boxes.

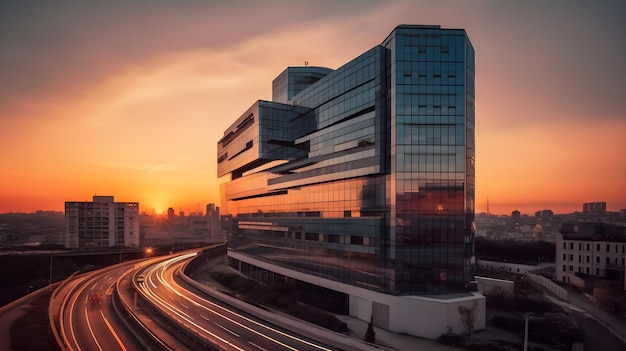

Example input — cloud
[146,164,167,176]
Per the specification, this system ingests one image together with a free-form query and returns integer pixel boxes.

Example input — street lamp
[27,285,34,294]
[523,313,533,351]
[49,255,53,291]
[145,247,153,257]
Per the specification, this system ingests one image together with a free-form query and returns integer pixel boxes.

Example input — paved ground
[567,290,626,345]
[534,281,626,351]
[336,313,460,351]
[0,303,29,351]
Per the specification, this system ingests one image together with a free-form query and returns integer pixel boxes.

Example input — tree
[458,301,478,336]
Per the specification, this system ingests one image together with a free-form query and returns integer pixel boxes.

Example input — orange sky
[1,0,625,215]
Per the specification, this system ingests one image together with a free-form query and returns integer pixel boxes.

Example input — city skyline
[1,0,625,215]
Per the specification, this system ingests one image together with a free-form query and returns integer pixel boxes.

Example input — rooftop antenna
[304,61,309,66]
[487,197,490,215]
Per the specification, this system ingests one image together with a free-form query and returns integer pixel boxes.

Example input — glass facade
[218,25,475,296]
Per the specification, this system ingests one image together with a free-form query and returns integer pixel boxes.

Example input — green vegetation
[475,237,555,263]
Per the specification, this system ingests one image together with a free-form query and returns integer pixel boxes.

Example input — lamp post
[27,285,34,294]
[49,255,53,291]
[523,313,533,351]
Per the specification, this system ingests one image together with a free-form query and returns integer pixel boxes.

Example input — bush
[491,312,582,349]
[286,303,348,332]
[532,312,583,345]
[491,315,524,332]
[487,293,559,314]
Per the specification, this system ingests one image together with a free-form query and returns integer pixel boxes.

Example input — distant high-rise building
[65,195,139,248]
[511,210,521,220]
[535,209,554,220]
[217,24,482,339]
[167,207,175,221]
[583,202,607,215]
[509,209,521,231]
[206,203,221,239]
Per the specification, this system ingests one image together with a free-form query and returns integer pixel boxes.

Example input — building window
[586,267,589,274]
[326,234,340,243]
[606,257,610,264]
[606,244,610,252]
[562,265,566,272]
[578,255,581,263]
[586,243,590,251]
[586,256,590,263]
[596,268,600,275]
[597,244,600,251]
[569,254,573,261]
[578,243,582,251]
[563,242,566,250]
[563,254,567,261]
[569,265,573,271]
[304,232,319,241]
[597,256,600,263]
[570,243,574,250]
[350,236,364,245]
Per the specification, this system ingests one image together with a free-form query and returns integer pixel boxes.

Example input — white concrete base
[229,250,486,339]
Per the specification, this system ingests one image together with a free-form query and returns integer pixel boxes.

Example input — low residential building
[556,222,626,287]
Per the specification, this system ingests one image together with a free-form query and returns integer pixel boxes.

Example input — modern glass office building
[219,25,476,300]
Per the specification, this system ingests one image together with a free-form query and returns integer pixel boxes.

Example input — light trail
[84,306,104,351]
[143,253,333,351]
[136,256,246,351]
[100,309,127,351]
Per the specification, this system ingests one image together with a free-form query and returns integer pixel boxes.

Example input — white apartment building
[556,222,625,284]
[65,195,140,248]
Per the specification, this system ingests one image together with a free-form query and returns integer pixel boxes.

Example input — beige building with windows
[556,222,626,286]
[65,195,139,248]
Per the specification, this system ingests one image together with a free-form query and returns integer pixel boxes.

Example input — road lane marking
[138,275,245,351]
[149,276,158,289]
[156,252,335,351]
[249,341,269,351]
[213,321,240,337]
[85,307,104,351]
[99,309,127,351]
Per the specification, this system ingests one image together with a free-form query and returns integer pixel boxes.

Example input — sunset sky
[1,0,624,215]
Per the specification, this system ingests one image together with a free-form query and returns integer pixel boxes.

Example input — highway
[135,252,335,351]
[57,262,145,351]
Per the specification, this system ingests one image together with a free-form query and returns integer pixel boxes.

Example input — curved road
[136,253,335,351]
[59,263,144,351]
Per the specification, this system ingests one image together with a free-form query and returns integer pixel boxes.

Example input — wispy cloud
[146,164,167,176]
